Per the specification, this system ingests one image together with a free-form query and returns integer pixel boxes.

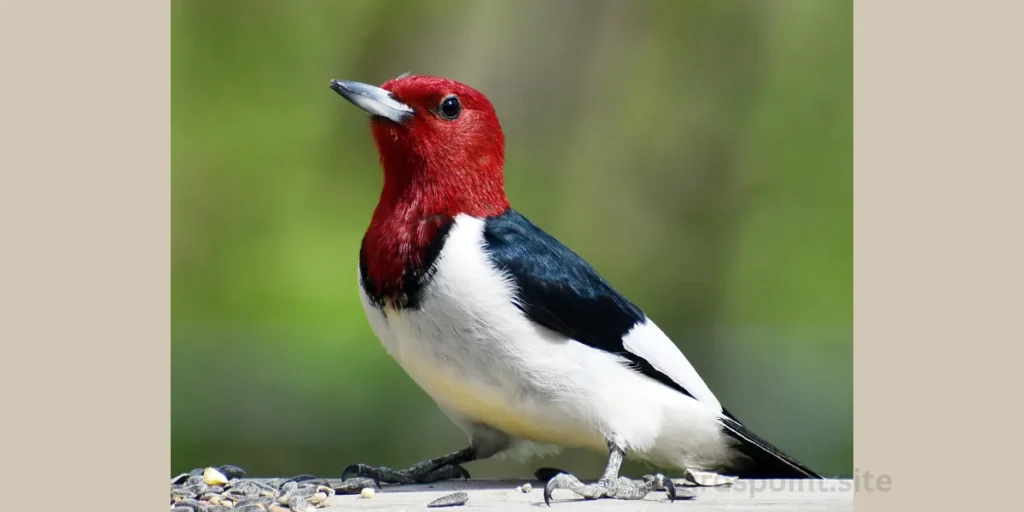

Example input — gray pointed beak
[330,79,413,124]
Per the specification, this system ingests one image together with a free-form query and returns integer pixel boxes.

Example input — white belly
[357,215,732,468]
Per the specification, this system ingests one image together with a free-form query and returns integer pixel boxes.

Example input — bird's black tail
[719,409,822,479]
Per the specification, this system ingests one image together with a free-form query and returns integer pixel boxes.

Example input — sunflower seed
[171,498,204,511]
[218,465,247,479]
[427,492,469,508]
[171,486,193,499]
[225,480,277,499]
[187,483,210,496]
[204,467,230,486]
[289,496,317,512]
[278,482,298,495]
[308,491,329,505]
[278,483,317,505]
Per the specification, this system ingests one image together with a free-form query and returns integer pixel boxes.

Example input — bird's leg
[342,446,475,485]
[543,438,683,505]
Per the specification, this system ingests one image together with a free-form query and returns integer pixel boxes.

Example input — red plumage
[361,76,509,301]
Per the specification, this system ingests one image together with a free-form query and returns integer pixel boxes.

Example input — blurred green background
[172,0,851,479]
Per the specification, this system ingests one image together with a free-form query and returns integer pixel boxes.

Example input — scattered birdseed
[171,466,343,510]
[360,487,375,499]
[427,491,469,508]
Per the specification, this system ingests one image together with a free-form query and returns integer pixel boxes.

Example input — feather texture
[482,209,718,407]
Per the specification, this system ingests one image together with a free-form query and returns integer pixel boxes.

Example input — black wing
[481,209,699,402]
[482,209,822,479]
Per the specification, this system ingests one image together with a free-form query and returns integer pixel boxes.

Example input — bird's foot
[341,462,470,486]
[679,468,738,487]
[543,472,690,505]
[332,476,379,494]
[342,446,476,486]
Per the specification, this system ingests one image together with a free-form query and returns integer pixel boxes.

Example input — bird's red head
[331,75,510,303]
[332,75,509,220]
[372,75,508,217]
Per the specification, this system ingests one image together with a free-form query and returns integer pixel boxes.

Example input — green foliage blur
[172,0,852,479]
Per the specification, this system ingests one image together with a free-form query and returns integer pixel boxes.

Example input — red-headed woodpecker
[330,75,821,505]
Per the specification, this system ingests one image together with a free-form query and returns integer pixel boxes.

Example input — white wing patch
[621,319,722,413]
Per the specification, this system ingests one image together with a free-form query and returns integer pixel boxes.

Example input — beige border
[0,0,170,507]
[854,1,1022,510]
[3,1,1020,510]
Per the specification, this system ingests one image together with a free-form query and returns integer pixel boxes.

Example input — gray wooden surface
[318,479,854,511]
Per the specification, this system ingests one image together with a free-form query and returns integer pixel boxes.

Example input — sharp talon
[543,476,561,506]
[456,465,471,480]
[543,473,577,506]
[664,478,677,502]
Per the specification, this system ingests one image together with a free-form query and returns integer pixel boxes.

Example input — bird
[329,74,822,505]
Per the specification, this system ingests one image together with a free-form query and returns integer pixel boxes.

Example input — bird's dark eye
[438,95,461,120]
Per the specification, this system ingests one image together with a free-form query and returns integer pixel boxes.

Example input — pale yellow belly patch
[410,364,603,450]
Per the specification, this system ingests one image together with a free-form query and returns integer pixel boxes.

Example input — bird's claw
[543,472,690,506]
[643,473,679,502]
[341,462,470,485]
[341,464,383,487]
[333,476,380,494]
